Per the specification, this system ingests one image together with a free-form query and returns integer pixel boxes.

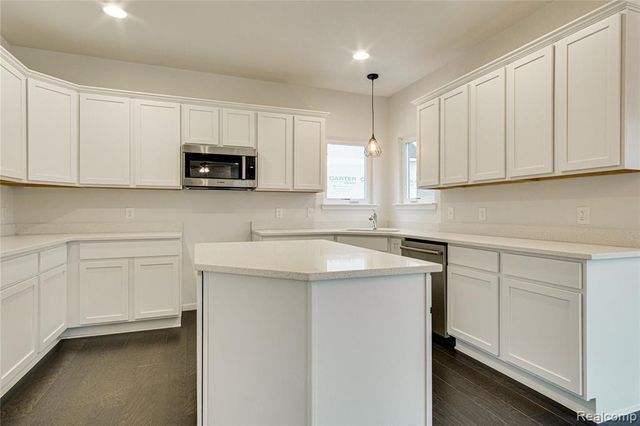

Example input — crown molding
[411,0,635,106]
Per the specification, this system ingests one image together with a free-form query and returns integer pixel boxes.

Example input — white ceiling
[0,1,552,96]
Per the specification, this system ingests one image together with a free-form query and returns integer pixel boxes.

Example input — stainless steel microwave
[181,144,257,190]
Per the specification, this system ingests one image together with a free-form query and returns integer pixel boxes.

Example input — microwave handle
[242,156,246,180]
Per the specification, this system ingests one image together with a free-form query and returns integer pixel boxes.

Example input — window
[325,142,370,204]
[402,139,436,204]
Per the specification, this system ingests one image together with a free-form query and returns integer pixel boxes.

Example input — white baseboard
[62,316,182,339]
[182,302,197,311]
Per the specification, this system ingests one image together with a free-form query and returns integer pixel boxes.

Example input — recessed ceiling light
[353,50,370,61]
[103,4,127,19]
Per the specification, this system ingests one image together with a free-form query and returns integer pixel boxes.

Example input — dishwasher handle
[400,245,442,256]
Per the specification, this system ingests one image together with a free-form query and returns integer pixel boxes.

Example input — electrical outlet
[577,206,590,225]
[275,208,284,219]
[478,207,487,222]
[447,207,455,220]
[307,207,314,218]
[125,208,135,220]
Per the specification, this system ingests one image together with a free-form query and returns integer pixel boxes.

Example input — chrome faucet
[368,210,378,230]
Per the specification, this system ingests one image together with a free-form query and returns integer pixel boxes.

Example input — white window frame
[323,138,376,209]
[396,137,438,209]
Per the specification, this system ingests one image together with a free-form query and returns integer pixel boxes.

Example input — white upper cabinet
[182,104,220,145]
[469,69,506,182]
[257,112,293,190]
[133,99,181,188]
[440,85,469,185]
[0,56,27,181]
[79,93,131,186]
[293,116,325,192]
[27,79,78,184]
[555,14,621,172]
[417,99,440,187]
[506,46,554,178]
[222,108,255,148]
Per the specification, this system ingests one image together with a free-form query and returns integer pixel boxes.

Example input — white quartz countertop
[1,232,183,259]
[195,240,442,281]
[252,228,640,260]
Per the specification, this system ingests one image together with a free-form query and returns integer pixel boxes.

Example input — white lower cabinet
[79,259,130,325]
[447,265,499,355]
[1,277,38,389]
[500,277,582,394]
[133,257,180,319]
[335,235,389,252]
[38,265,67,349]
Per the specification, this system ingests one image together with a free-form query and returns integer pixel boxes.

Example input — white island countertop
[253,228,640,260]
[195,239,442,281]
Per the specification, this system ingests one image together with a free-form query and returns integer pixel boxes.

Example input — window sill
[322,203,379,210]
[393,202,437,210]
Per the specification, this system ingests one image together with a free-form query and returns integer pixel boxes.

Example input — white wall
[5,43,391,307]
[386,0,640,247]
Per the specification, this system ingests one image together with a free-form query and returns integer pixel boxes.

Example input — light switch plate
[307,207,314,218]
[125,208,135,220]
[276,208,284,219]
[478,207,487,222]
[447,207,455,220]
[577,206,590,225]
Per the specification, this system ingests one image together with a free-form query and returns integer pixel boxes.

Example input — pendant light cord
[371,77,375,136]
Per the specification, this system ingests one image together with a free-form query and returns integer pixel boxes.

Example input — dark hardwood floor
[2,312,637,425]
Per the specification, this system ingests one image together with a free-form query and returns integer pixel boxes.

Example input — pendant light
[365,73,382,158]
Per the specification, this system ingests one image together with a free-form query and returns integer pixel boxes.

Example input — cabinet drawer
[79,239,181,260]
[502,253,581,289]
[1,254,38,289]
[449,246,499,272]
[39,246,67,273]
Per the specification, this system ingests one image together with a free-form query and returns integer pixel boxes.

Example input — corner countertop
[195,240,442,281]
[1,232,183,259]
[252,228,640,260]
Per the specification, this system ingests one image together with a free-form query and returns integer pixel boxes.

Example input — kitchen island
[194,240,442,426]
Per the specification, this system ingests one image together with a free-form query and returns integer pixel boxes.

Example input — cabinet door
[27,79,78,184]
[182,104,220,145]
[501,277,582,394]
[133,257,180,319]
[447,265,499,355]
[133,99,181,187]
[39,265,67,350]
[440,85,469,185]
[0,56,27,181]
[222,109,255,148]
[293,116,325,191]
[79,93,131,186]
[1,277,38,388]
[555,14,621,172]
[79,259,129,325]
[506,46,554,178]
[469,69,506,182]
[417,99,440,187]
[257,112,293,190]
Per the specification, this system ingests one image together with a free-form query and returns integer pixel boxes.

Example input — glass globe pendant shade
[365,134,382,158]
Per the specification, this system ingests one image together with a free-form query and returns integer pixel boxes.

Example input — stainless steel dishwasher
[400,238,448,338]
